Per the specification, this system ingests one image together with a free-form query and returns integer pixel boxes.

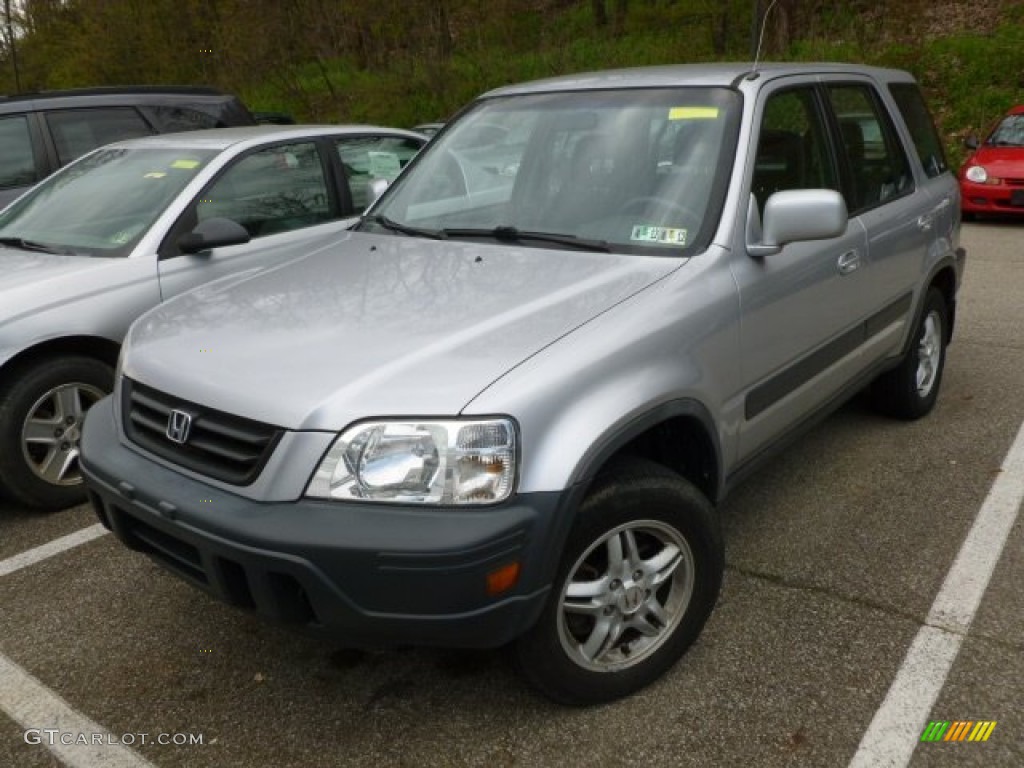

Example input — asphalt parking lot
[1,221,1022,768]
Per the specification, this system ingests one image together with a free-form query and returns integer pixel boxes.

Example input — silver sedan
[0,124,426,510]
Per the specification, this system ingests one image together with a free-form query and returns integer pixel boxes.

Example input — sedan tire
[0,356,113,510]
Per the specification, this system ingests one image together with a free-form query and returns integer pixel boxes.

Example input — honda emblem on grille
[166,409,193,444]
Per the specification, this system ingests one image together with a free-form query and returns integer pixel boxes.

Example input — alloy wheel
[20,382,106,486]
[557,520,695,672]
[916,311,942,397]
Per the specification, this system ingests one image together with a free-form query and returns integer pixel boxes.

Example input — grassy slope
[240,2,1024,167]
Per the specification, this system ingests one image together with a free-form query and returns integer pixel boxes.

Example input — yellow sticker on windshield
[669,107,719,120]
[171,159,200,169]
[144,172,166,179]
[631,225,688,245]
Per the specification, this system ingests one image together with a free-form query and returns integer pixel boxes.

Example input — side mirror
[747,189,848,257]
[367,178,390,208]
[178,217,251,254]
[964,135,980,151]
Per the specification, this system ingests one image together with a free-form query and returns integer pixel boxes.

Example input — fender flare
[566,397,723,500]
[901,255,960,356]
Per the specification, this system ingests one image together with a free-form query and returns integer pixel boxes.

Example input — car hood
[124,233,681,431]
[0,248,141,326]
[964,145,1024,177]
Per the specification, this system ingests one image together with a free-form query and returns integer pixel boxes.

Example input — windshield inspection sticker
[669,107,719,120]
[631,225,688,245]
[171,159,201,170]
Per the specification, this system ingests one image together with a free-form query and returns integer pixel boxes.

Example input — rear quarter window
[145,106,221,132]
[889,83,948,179]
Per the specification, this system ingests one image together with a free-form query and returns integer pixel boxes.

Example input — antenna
[748,0,779,80]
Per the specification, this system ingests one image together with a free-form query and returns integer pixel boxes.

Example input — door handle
[837,249,861,275]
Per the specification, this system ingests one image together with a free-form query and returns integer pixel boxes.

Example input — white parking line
[0,524,108,578]
[0,652,156,768]
[850,418,1024,767]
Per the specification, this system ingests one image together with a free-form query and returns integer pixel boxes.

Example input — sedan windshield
[987,114,1024,147]
[366,87,740,254]
[0,146,216,257]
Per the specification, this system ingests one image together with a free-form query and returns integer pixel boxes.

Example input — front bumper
[960,179,1024,215]
[81,397,575,648]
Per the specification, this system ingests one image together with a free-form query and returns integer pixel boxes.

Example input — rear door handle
[837,249,861,275]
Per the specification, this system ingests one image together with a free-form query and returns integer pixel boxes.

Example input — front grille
[122,378,282,485]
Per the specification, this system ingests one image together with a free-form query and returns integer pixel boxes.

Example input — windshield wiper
[0,236,74,255]
[440,226,611,253]
[361,214,447,240]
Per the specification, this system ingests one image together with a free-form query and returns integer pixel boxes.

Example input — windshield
[365,87,740,254]
[0,146,216,257]
[987,114,1024,147]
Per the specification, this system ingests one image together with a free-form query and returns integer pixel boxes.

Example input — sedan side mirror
[178,217,251,254]
[747,189,848,257]
[964,135,980,151]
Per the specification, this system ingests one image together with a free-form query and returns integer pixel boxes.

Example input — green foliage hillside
[2,0,1022,165]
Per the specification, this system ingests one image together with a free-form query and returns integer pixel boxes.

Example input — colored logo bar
[920,721,997,742]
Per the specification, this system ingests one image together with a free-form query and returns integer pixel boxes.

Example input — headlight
[965,165,987,184]
[306,418,516,505]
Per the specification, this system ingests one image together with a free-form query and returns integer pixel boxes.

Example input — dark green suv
[0,85,256,208]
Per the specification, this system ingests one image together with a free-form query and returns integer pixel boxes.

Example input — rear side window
[889,83,947,178]
[45,108,154,165]
[146,106,220,133]
[825,85,913,214]
[0,115,37,189]
[336,136,423,211]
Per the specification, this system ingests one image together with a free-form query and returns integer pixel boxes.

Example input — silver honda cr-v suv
[82,63,964,705]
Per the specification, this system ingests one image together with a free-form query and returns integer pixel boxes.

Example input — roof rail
[0,85,226,103]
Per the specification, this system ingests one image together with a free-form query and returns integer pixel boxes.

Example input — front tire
[515,457,723,705]
[871,287,948,420]
[0,357,113,510]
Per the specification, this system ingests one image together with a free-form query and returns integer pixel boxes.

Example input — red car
[960,105,1024,219]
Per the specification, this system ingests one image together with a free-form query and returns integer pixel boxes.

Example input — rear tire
[871,287,948,420]
[514,457,723,705]
[0,357,113,510]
